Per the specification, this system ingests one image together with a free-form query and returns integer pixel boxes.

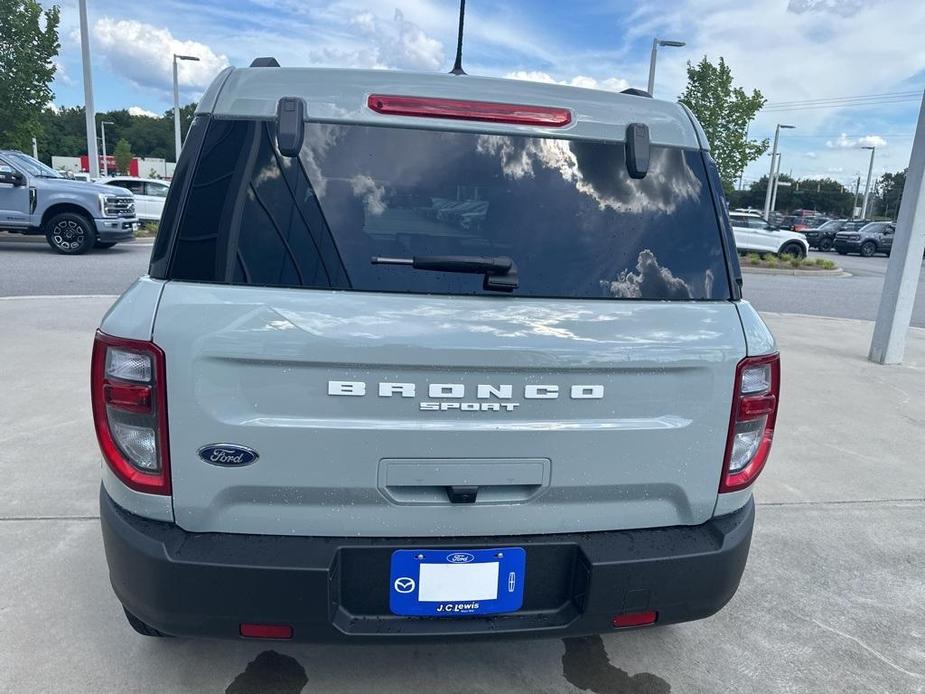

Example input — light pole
[763,124,795,220]
[861,146,876,219]
[78,0,99,179]
[173,54,200,162]
[99,120,114,177]
[647,38,686,96]
[769,153,782,216]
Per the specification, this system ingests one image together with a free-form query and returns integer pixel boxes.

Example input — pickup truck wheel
[818,237,834,252]
[94,241,118,249]
[45,213,95,255]
[779,242,806,259]
[860,241,877,257]
[123,607,170,637]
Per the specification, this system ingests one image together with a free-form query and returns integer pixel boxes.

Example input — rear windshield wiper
[371,255,519,292]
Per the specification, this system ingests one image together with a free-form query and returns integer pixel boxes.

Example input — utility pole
[763,124,795,219]
[32,137,38,160]
[852,177,861,219]
[78,0,99,179]
[870,91,925,364]
[100,120,114,177]
[861,146,876,218]
[647,38,686,96]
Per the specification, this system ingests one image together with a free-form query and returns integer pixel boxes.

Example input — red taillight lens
[367,94,572,127]
[612,611,658,628]
[91,331,170,495]
[720,353,780,493]
[240,623,293,639]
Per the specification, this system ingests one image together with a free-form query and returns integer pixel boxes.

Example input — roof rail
[250,57,280,68]
[621,88,652,98]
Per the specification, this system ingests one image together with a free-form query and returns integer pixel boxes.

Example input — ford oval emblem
[447,552,475,564]
[198,444,259,467]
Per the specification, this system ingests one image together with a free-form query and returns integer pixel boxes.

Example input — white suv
[729,211,809,258]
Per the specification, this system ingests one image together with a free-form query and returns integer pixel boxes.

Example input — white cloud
[826,133,888,149]
[804,151,818,159]
[93,18,229,94]
[309,9,444,71]
[52,60,73,87]
[128,106,159,118]
[504,71,630,92]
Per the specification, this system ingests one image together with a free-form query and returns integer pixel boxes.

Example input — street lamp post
[100,120,114,177]
[173,54,200,162]
[647,38,686,96]
[769,153,782,216]
[763,124,795,220]
[78,0,99,179]
[861,146,876,219]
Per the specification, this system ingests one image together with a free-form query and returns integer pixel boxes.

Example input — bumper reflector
[239,623,293,639]
[612,611,658,628]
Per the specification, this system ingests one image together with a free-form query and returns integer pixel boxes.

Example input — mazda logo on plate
[394,577,416,593]
[447,552,475,564]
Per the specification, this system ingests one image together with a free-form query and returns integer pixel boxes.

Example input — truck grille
[104,196,135,217]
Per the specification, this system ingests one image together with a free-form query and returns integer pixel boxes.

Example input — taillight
[367,94,572,127]
[720,353,780,493]
[91,331,170,495]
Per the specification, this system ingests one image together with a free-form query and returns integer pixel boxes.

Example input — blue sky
[46,0,925,186]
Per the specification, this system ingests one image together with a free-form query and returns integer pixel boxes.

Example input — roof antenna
[450,0,466,75]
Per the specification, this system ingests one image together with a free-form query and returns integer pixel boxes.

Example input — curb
[741,266,848,278]
[0,234,154,246]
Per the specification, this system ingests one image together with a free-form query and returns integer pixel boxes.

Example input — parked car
[834,221,896,257]
[95,61,779,642]
[0,150,138,254]
[804,219,865,251]
[728,211,809,257]
[100,177,169,221]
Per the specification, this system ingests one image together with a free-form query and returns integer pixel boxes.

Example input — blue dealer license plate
[389,547,526,617]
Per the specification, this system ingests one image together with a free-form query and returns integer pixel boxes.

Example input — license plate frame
[389,547,526,617]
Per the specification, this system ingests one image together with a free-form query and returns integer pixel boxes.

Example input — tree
[875,170,906,220]
[0,1,61,150]
[731,176,854,217]
[113,138,133,174]
[679,57,768,194]
[35,103,197,164]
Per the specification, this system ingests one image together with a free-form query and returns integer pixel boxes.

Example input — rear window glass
[166,119,730,300]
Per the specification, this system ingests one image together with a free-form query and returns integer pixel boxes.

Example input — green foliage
[875,170,905,219]
[739,253,836,270]
[35,103,196,163]
[0,0,61,150]
[731,175,855,217]
[679,57,768,194]
[113,138,133,174]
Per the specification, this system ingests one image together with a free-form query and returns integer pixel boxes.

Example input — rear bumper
[100,488,754,642]
[93,217,137,242]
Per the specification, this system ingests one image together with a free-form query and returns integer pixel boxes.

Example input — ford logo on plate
[447,552,475,564]
[198,444,259,467]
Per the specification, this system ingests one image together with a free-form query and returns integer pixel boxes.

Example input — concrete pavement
[0,297,923,693]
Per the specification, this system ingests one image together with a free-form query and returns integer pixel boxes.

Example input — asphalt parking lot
[1,234,924,326]
[1,239,924,693]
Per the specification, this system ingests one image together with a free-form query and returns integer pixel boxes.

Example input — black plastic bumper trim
[100,486,754,642]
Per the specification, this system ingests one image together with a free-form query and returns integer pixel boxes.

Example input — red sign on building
[79,155,139,177]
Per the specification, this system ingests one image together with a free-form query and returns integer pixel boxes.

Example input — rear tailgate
[155,283,745,537]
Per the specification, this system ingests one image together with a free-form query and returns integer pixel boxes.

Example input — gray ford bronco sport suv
[0,150,137,254]
[94,60,780,642]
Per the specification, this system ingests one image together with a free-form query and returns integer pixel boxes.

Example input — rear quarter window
[163,119,732,301]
